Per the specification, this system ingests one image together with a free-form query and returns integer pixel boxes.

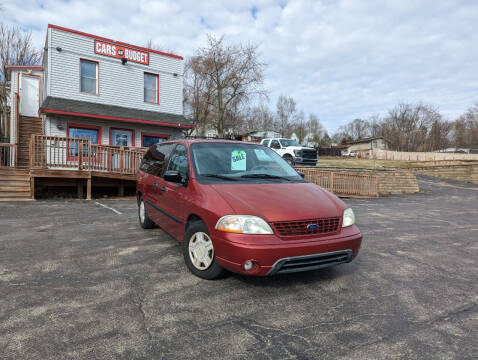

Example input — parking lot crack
[123,275,154,355]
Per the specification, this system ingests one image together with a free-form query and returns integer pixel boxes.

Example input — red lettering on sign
[94,40,149,65]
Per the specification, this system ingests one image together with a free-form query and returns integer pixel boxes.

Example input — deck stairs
[0,168,32,201]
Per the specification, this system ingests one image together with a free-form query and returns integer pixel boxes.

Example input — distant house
[344,137,389,153]
[238,130,281,142]
[436,147,478,154]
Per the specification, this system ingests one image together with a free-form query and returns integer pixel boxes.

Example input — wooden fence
[366,149,478,161]
[295,167,379,198]
[30,135,146,175]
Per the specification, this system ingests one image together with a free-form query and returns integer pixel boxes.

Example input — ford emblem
[307,224,318,231]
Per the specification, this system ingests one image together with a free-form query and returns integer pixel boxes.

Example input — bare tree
[382,102,440,151]
[452,104,478,148]
[275,94,296,137]
[0,23,42,137]
[183,56,214,136]
[193,35,265,137]
[293,110,306,143]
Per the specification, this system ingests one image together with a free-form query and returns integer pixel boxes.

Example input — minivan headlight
[215,215,273,234]
[342,208,355,227]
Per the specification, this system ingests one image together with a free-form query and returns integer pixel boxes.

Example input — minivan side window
[261,139,270,147]
[140,143,175,177]
[270,140,280,149]
[166,144,188,180]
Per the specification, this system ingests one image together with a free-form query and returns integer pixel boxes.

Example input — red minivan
[137,140,362,279]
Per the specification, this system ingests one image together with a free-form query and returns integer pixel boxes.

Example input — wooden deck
[1,135,146,200]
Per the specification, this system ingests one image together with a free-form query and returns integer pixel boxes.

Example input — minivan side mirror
[297,171,305,179]
[164,170,183,184]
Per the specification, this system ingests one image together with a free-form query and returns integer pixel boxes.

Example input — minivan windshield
[190,142,304,183]
[279,139,300,147]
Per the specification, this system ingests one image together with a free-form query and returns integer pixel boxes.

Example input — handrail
[0,143,16,167]
[30,134,147,175]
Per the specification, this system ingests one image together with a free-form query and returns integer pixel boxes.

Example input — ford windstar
[137,140,362,279]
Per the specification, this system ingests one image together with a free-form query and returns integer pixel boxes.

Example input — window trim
[66,122,102,161]
[144,72,159,104]
[141,131,170,147]
[109,127,136,147]
[79,58,99,95]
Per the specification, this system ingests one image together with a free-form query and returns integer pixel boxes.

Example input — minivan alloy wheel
[188,232,214,270]
[139,201,145,223]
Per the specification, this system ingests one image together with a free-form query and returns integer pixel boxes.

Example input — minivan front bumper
[213,230,362,276]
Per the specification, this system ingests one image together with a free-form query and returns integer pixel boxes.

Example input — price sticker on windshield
[231,150,247,171]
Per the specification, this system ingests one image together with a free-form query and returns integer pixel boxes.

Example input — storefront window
[111,128,134,147]
[142,134,168,148]
[80,60,98,94]
[68,126,100,156]
[144,73,158,103]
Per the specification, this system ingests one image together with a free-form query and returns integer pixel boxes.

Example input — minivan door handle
[153,182,158,191]
[160,185,166,193]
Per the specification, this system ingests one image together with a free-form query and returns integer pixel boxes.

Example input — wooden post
[78,142,83,171]
[118,180,124,197]
[29,135,33,168]
[14,93,19,168]
[330,172,335,193]
[375,176,379,197]
[120,147,125,173]
[78,180,84,199]
[86,177,91,200]
[30,175,35,200]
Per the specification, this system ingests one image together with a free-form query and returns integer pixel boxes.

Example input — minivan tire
[139,197,155,229]
[182,220,226,280]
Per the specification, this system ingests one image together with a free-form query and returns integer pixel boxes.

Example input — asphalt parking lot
[1,177,477,359]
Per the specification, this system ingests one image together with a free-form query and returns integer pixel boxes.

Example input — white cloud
[2,0,478,132]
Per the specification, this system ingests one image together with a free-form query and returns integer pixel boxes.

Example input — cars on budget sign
[136,139,362,279]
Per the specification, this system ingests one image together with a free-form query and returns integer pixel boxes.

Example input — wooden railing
[30,135,147,175]
[295,167,379,198]
[0,143,16,167]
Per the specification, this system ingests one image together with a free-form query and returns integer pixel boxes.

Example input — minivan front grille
[273,217,340,237]
[268,250,353,275]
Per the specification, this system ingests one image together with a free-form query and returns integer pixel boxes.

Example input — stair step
[0,192,31,198]
[0,186,31,192]
[0,180,30,186]
[0,170,30,175]
[0,197,32,201]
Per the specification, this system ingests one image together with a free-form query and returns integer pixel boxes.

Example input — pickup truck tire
[283,154,295,166]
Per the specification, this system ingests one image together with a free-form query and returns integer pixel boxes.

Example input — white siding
[45,116,183,146]
[9,69,44,145]
[48,28,183,115]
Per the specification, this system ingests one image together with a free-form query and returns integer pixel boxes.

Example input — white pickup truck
[260,138,318,166]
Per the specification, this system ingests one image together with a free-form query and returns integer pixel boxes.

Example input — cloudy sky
[2,0,478,133]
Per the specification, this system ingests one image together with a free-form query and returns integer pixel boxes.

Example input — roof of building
[344,136,388,145]
[4,66,44,80]
[40,97,193,128]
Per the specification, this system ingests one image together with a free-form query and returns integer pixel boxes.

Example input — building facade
[7,24,192,164]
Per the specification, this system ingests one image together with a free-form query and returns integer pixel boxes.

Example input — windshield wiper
[240,174,291,181]
[201,174,238,181]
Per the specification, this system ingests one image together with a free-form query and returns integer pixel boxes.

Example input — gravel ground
[0,176,477,359]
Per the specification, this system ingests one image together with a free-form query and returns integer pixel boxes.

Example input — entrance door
[20,74,40,117]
